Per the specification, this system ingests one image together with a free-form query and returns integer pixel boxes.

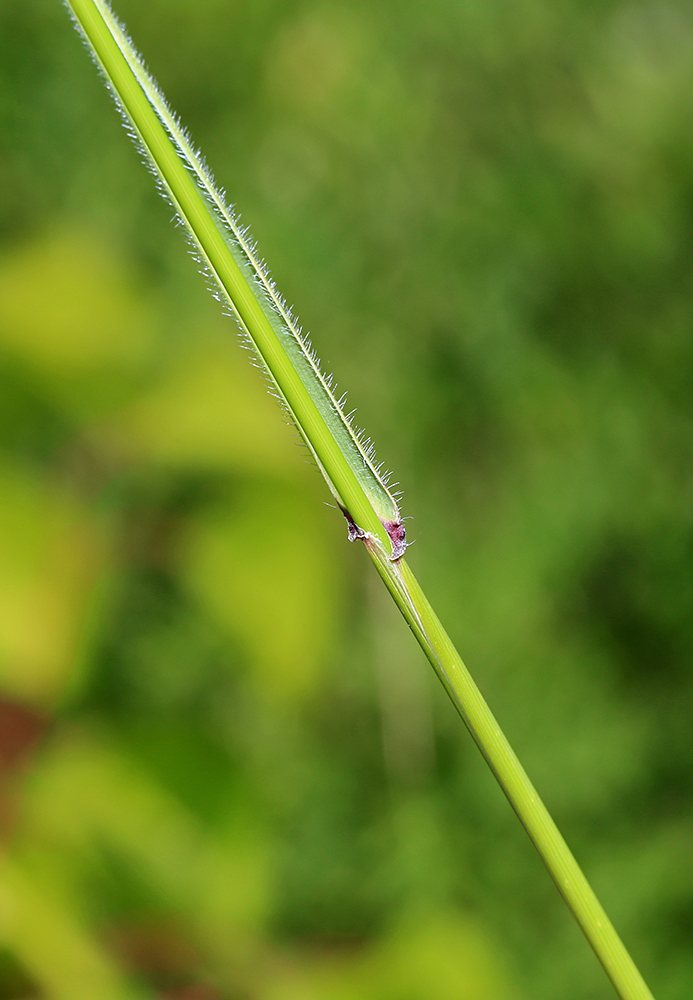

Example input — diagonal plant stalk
[64,2,654,997]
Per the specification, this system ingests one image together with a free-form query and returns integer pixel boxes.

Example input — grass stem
[64,2,655,996]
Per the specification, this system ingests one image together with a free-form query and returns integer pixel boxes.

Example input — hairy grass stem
[64,2,655,997]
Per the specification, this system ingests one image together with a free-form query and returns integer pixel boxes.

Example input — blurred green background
[0,0,692,996]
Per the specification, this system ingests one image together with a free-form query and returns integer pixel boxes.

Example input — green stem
[64,2,655,997]
[368,543,653,1000]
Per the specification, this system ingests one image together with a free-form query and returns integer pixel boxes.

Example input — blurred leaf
[103,331,299,475]
[23,728,272,938]
[0,856,144,1000]
[0,460,111,707]
[0,230,155,417]
[257,907,514,1000]
[178,479,342,701]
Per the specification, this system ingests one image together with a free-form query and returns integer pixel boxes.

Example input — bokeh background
[1,0,692,996]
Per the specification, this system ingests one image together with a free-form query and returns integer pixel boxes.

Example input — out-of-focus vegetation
[0,0,691,996]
